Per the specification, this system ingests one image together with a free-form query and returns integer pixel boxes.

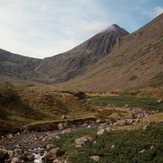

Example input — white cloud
[0,0,112,58]
[1,0,159,58]
[143,6,163,18]
[153,6,163,16]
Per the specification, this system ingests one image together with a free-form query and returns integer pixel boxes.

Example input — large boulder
[46,148,64,161]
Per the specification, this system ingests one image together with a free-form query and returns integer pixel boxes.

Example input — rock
[99,123,107,128]
[7,150,14,158]
[62,115,66,119]
[46,148,64,161]
[75,144,82,148]
[7,134,13,140]
[58,122,67,130]
[125,104,129,108]
[75,136,91,146]
[75,137,87,145]
[16,132,20,136]
[25,153,35,161]
[61,129,72,134]
[139,150,145,153]
[23,130,29,134]
[113,120,126,126]
[143,125,148,130]
[90,155,101,161]
[96,119,101,124]
[53,158,63,163]
[106,127,115,133]
[55,135,61,139]
[157,99,162,103]
[111,144,115,149]
[46,149,57,161]
[11,157,20,163]
[97,128,105,136]
[0,149,10,162]
[150,146,154,149]
[46,144,55,151]
[93,141,97,145]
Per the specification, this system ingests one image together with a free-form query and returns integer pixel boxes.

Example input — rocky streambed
[0,108,151,163]
[0,118,104,163]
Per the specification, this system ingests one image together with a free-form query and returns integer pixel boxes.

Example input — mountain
[0,25,129,83]
[0,49,41,80]
[34,24,129,83]
[66,13,163,91]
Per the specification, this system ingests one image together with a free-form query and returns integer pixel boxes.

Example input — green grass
[50,128,97,161]
[50,123,163,163]
[89,95,163,112]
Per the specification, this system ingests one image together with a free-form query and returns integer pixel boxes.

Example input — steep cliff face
[35,24,129,83]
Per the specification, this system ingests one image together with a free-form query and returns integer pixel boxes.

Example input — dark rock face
[0,24,129,83]
[35,24,129,83]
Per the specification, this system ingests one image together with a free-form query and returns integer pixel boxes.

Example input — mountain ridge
[65,13,163,91]
[0,24,129,83]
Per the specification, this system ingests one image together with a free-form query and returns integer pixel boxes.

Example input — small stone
[7,134,13,140]
[157,99,162,103]
[125,104,128,108]
[46,144,55,151]
[150,146,154,149]
[17,132,20,136]
[97,128,105,136]
[139,150,145,153]
[25,153,35,161]
[62,115,66,119]
[46,148,64,161]
[55,135,61,139]
[75,137,87,145]
[11,157,20,163]
[53,158,63,163]
[90,155,101,161]
[75,135,91,146]
[75,144,82,148]
[111,144,115,149]
[143,125,148,130]
[96,119,101,123]
[58,123,64,130]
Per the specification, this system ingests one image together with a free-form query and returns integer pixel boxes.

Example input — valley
[0,82,163,162]
[0,11,163,163]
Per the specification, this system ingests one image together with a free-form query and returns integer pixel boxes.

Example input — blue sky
[0,0,162,58]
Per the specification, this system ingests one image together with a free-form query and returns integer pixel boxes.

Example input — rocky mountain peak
[102,24,129,35]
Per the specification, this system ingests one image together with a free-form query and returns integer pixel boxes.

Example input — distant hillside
[65,14,163,92]
[0,49,41,80]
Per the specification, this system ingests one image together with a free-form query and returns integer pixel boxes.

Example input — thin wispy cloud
[143,6,163,18]
[153,6,163,16]
[0,0,162,58]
